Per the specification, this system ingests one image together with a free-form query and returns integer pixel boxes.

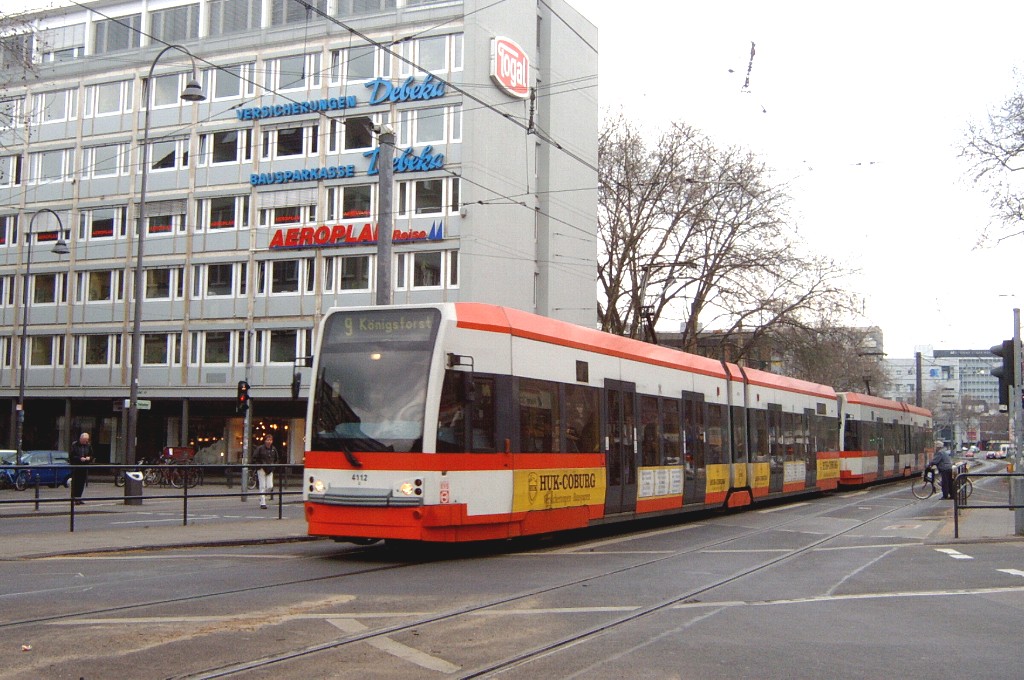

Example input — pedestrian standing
[251,434,279,509]
[69,432,93,505]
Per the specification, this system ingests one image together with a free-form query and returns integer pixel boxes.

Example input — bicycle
[912,465,972,500]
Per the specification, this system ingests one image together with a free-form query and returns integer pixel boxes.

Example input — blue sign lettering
[365,74,447,105]
[364,145,446,176]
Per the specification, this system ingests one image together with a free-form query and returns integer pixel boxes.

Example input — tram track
[175,486,916,679]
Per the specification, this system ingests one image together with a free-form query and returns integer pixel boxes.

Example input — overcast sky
[571,0,1024,357]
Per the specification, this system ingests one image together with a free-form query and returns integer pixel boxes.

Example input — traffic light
[990,340,1013,407]
[237,380,250,413]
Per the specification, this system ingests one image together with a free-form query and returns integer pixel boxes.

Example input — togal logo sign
[490,36,529,98]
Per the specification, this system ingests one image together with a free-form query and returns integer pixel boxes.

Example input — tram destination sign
[328,309,440,344]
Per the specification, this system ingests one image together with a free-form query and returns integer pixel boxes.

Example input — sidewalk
[0,484,317,560]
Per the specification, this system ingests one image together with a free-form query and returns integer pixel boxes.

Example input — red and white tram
[303,303,932,543]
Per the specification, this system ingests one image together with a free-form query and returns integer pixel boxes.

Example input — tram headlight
[395,478,424,497]
[311,479,326,494]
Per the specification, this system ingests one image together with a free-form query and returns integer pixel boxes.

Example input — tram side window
[705,403,726,466]
[782,412,798,461]
[731,406,747,462]
[682,399,705,474]
[519,378,559,453]
[564,384,599,453]
[749,409,769,462]
[843,418,860,451]
[661,398,681,465]
[640,395,660,466]
[437,370,496,452]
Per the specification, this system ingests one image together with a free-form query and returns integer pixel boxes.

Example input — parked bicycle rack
[953,470,1024,538]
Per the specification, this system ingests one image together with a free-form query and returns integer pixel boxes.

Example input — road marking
[758,502,810,513]
[328,618,460,674]
[539,523,704,554]
[935,548,973,560]
[998,569,1024,578]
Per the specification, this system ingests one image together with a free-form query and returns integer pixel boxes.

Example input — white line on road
[998,569,1024,578]
[538,523,705,554]
[935,548,973,560]
[328,618,460,674]
[758,502,810,513]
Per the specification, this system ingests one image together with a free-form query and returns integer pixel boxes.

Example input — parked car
[0,450,72,490]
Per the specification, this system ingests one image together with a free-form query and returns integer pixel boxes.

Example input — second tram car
[304,303,932,543]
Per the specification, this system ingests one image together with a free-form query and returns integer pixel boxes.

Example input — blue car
[0,450,72,490]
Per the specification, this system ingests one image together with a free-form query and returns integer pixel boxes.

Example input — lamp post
[16,209,69,465]
[124,45,205,470]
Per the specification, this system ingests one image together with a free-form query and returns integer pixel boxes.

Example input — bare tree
[775,323,889,394]
[598,115,857,360]
[962,71,1024,244]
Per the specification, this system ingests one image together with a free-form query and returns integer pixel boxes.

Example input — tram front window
[311,309,440,453]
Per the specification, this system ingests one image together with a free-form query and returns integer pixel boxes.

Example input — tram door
[605,380,638,515]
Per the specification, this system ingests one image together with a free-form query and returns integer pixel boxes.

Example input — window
[145,269,175,299]
[398,177,457,216]
[259,203,315,228]
[150,4,200,43]
[0,97,22,129]
[201,129,250,164]
[32,148,74,184]
[519,378,559,453]
[146,211,185,236]
[0,215,14,246]
[207,0,262,37]
[37,89,77,123]
[199,195,249,231]
[327,184,372,220]
[417,35,447,73]
[399,33,461,77]
[564,385,600,453]
[415,107,446,144]
[205,263,234,296]
[271,260,299,293]
[335,0,396,18]
[81,207,127,240]
[264,53,321,91]
[84,335,110,365]
[38,24,86,62]
[30,336,59,366]
[337,254,370,290]
[86,271,113,302]
[151,73,189,108]
[0,154,22,186]
[93,15,142,54]
[412,251,442,288]
[88,80,133,116]
[204,331,231,364]
[269,329,297,362]
[210,63,254,100]
[85,144,125,178]
[148,139,189,171]
[261,124,318,159]
[269,0,326,26]
[143,334,169,364]
[330,45,379,83]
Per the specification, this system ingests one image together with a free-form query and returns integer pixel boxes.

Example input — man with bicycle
[928,446,954,499]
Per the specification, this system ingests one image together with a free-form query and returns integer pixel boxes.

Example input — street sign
[123,399,152,410]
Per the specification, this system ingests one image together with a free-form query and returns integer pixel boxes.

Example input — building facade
[0,0,598,463]
[883,347,1003,446]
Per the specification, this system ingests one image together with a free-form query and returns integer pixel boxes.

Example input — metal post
[124,46,205,478]
[375,125,395,306]
[16,209,68,466]
[1012,309,1023,535]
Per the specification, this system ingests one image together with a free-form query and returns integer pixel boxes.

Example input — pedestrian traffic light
[990,340,1013,407]
[237,380,250,413]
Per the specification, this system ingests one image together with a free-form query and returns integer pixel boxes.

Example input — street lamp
[16,208,69,465]
[124,45,205,469]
